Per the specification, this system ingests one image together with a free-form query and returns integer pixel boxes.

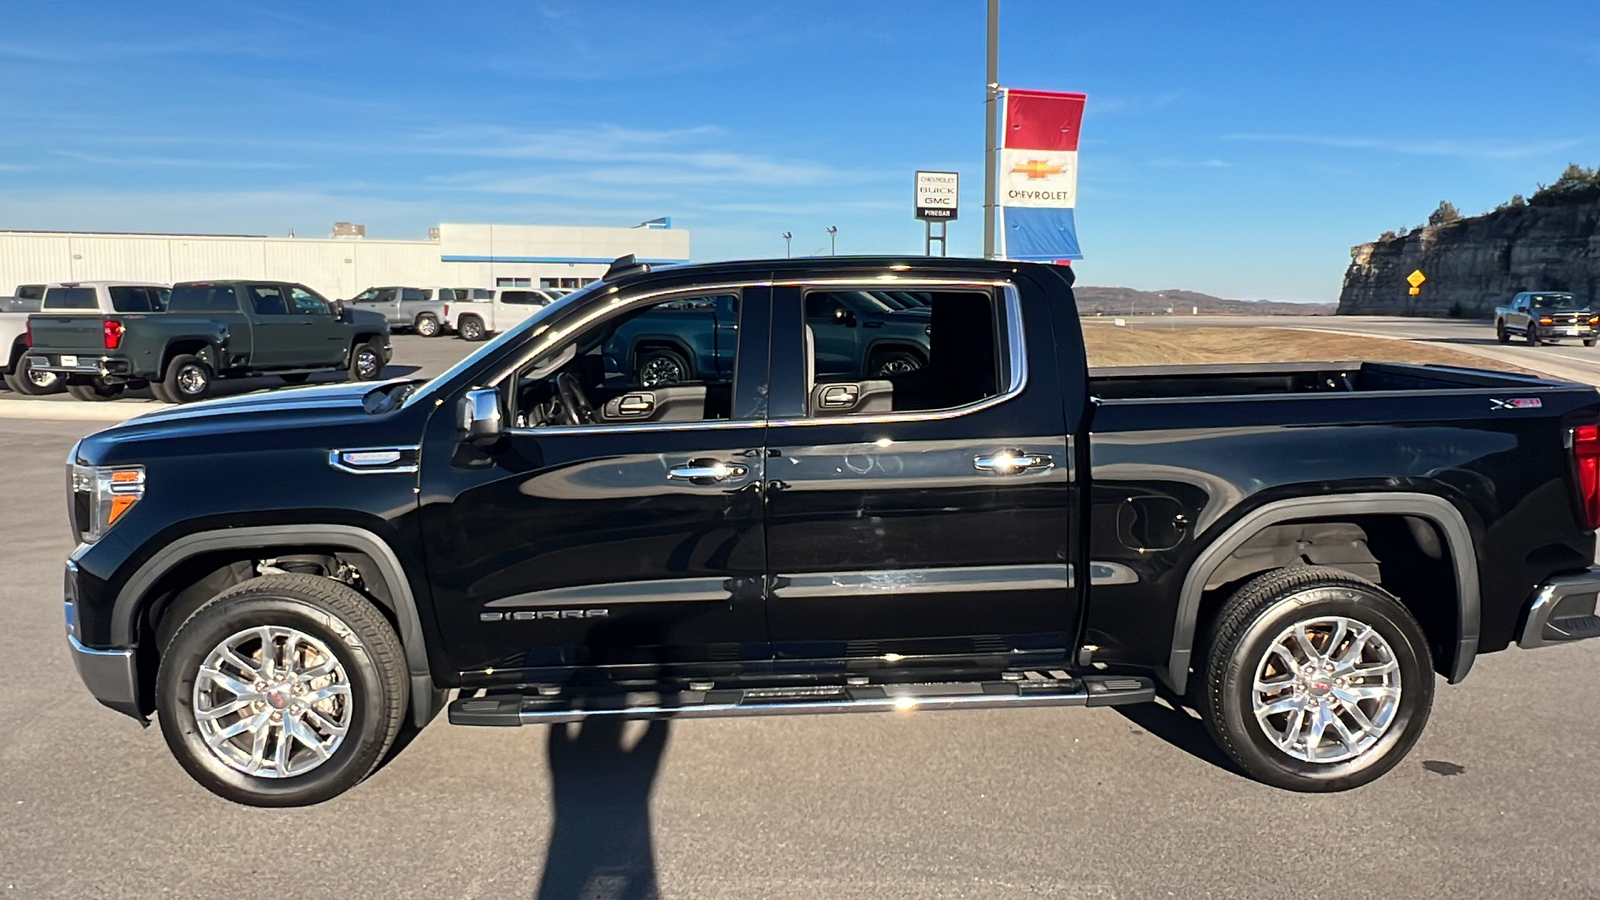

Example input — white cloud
[1221,133,1586,160]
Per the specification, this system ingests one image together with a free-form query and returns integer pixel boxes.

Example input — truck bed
[1088,360,1549,400]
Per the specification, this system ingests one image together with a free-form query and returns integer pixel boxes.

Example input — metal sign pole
[983,0,999,259]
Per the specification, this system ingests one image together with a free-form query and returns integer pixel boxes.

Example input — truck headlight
[68,464,145,542]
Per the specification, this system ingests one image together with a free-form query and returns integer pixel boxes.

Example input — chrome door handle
[974,451,1054,474]
[668,460,749,482]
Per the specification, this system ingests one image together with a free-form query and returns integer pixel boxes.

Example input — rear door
[761,279,1077,674]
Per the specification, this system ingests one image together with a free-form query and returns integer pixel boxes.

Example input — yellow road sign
[1408,287,1421,295]
[1407,270,1426,288]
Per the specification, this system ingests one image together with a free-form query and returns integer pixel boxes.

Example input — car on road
[346,286,457,337]
[59,255,1600,806]
[1495,291,1598,346]
[28,280,391,403]
[448,287,557,341]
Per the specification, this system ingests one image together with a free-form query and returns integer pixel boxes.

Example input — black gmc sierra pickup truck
[62,255,1600,806]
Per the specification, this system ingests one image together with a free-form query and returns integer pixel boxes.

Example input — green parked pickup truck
[27,280,392,403]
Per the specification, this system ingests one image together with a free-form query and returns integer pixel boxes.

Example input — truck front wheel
[163,354,213,402]
[458,315,486,342]
[155,573,409,807]
[1196,566,1434,792]
[348,341,386,381]
[1495,321,1509,344]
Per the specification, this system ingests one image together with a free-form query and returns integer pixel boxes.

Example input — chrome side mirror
[458,387,503,444]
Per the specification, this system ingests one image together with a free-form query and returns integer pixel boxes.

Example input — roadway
[4,325,1600,898]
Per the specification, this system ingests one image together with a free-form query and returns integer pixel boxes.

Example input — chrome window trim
[491,278,1023,437]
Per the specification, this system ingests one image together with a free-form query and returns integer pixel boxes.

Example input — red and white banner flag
[999,89,1087,261]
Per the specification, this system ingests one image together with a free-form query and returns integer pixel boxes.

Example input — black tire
[1495,322,1509,344]
[280,373,311,385]
[348,341,385,381]
[414,314,441,338]
[868,350,923,378]
[66,380,125,402]
[155,573,409,807]
[1528,324,1541,346]
[634,348,690,387]
[458,315,486,342]
[1585,339,1597,348]
[6,354,64,395]
[162,354,213,403]
[148,381,178,403]
[1196,566,1434,792]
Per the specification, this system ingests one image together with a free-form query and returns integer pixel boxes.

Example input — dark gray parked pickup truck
[28,280,392,402]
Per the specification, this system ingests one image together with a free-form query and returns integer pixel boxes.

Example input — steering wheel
[555,373,595,425]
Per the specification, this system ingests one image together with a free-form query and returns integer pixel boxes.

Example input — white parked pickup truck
[447,287,557,341]
[4,282,168,394]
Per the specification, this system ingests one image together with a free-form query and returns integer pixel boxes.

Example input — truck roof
[46,280,170,288]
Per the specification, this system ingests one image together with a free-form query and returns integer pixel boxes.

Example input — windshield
[1531,293,1581,310]
[402,281,607,409]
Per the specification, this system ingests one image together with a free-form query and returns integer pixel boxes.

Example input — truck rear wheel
[1196,566,1433,792]
[66,380,125,402]
[5,355,64,395]
[155,573,409,807]
[414,314,440,338]
[163,354,213,403]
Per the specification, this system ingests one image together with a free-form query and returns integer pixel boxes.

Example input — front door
[287,285,351,366]
[243,284,305,368]
[418,285,774,683]
[761,282,1077,675]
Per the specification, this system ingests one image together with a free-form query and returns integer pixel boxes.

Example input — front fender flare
[112,524,442,727]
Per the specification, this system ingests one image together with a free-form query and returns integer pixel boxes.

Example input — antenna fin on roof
[604,254,650,281]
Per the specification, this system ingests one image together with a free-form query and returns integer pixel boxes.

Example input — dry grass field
[1082,324,1524,372]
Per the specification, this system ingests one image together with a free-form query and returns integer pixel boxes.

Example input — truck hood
[90,380,383,448]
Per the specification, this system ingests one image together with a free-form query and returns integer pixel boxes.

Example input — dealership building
[0,219,690,300]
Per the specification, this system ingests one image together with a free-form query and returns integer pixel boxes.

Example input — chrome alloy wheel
[24,360,58,389]
[1251,615,1401,763]
[176,363,208,396]
[192,626,353,778]
[354,347,381,379]
[638,355,685,386]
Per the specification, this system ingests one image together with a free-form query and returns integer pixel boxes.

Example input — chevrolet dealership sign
[915,171,959,220]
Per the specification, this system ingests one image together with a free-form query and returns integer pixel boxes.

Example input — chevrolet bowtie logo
[1011,159,1064,180]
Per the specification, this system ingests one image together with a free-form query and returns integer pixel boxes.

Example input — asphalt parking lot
[4,329,1600,898]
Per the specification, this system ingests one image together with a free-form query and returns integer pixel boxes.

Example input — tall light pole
[782,231,793,258]
[983,0,999,259]
[826,225,837,255]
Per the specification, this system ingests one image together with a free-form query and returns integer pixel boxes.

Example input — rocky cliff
[1337,195,1600,316]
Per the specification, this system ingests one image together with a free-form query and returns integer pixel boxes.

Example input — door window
[289,287,331,315]
[169,284,240,312]
[797,288,1011,418]
[509,292,743,429]
[351,288,380,302]
[401,288,426,302]
[249,285,290,316]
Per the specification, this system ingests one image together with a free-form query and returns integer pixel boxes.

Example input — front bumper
[1520,567,1600,648]
[64,561,144,722]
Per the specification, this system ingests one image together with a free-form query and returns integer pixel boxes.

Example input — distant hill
[1074,285,1335,316]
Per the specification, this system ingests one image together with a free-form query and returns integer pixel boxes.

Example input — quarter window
[510,292,743,428]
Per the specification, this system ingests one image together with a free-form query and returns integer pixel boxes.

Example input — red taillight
[1574,425,1600,530]
[443,304,450,318]
[103,319,124,350]
[1540,317,1555,325]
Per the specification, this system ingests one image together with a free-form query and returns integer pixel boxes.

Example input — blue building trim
[441,255,689,265]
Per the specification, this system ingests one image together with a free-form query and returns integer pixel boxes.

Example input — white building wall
[0,222,691,299]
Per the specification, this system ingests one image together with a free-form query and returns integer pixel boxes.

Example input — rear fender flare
[1167,492,1479,694]
[112,524,441,727]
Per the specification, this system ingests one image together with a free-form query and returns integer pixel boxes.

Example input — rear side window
[44,287,98,310]
[501,290,545,305]
[170,285,241,312]
[109,286,159,312]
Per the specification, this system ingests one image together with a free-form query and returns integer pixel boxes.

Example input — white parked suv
[447,287,557,341]
[3,282,169,395]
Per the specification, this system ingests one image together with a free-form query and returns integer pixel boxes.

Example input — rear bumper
[27,353,132,377]
[1520,568,1600,649]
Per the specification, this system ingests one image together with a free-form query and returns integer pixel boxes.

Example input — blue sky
[0,1,1595,301]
